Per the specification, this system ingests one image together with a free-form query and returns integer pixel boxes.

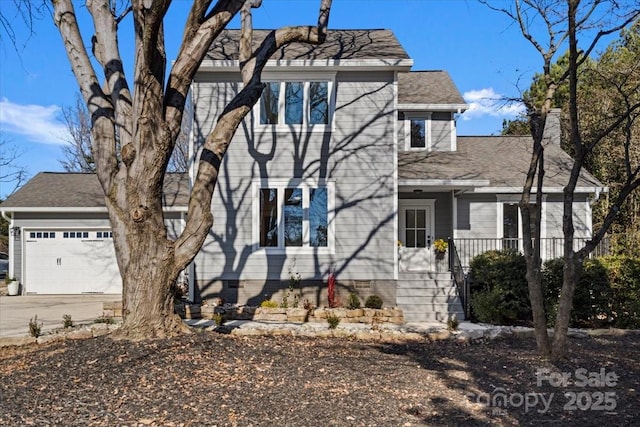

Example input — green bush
[347,292,361,309]
[542,258,611,327]
[29,315,43,338]
[364,295,383,309]
[468,250,530,325]
[601,255,640,328]
[327,313,340,329]
[62,314,74,329]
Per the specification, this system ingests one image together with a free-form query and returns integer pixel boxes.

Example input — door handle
[57,258,61,266]
[427,235,431,246]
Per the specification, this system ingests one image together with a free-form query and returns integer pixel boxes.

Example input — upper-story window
[410,119,426,148]
[404,113,432,151]
[257,76,334,129]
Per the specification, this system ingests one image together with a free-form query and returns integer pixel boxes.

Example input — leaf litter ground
[0,331,638,426]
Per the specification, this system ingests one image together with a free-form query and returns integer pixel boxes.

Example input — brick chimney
[543,108,562,145]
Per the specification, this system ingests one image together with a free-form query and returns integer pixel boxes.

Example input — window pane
[309,82,328,125]
[503,203,519,239]
[405,230,416,248]
[284,188,303,247]
[416,230,426,248]
[410,119,426,148]
[260,82,280,124]
[260,189,278,247]
[285,82,303,124]
[310,188,328,247]
[406,210,416,228]
[416,210,426,228]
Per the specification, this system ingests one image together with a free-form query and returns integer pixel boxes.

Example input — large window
[259,80,331,127]
[255,181,333,252]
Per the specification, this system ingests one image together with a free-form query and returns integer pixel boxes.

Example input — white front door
[399,200,435,271]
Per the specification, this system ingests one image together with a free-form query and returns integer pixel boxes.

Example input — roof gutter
[197,58,414,73]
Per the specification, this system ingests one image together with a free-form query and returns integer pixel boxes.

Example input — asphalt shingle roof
[206,29,410,61]
[0,173,189,209]
[399,136,603,189]
[398,71,466,105]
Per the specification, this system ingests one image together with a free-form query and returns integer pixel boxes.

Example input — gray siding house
[0,29,605,321]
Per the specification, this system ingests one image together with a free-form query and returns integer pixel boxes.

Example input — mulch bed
[0,330,638,426]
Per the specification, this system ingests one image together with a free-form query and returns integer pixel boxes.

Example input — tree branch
[53,0,117,192]
[174,0,333,267]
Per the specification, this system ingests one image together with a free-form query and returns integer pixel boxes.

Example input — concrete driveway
[0,295,121,337]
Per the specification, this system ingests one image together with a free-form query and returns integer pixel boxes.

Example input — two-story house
[0,29,604,321]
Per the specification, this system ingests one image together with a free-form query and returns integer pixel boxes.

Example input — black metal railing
[452,236,611,270]
[448,237,469,318]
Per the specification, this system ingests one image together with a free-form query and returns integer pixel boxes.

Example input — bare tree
[60,91,191,172]
[51,0,332,339]
[60,93,95,172]
[0,136,28,196]
[486,0,640,359]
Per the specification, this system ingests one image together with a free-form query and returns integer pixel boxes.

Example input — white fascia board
[399,179,490,187]
[398,103,470,113]
[198,58,414,72]
[0,206,188,213]
[472,186,607,194]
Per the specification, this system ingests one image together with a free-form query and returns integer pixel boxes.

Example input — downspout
[1,210,15,278]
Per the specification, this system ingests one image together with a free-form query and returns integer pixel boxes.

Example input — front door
[399,200,435,271]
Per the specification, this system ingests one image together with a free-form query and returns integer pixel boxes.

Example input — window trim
[404,112,432,151]
[254,72,336,132]
[252,179,335,254]
[496,195,547,241]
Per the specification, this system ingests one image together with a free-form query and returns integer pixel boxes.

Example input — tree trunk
[109,193,190,340]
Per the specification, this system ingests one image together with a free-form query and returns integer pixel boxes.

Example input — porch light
[10,226,20,237]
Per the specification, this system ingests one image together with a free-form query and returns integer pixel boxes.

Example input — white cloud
[0,98,69,145]
[462,88,525,120]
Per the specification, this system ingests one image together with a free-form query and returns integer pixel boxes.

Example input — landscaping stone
[66,329,94,340]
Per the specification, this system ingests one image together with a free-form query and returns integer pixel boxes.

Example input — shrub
[543,257,612,327]
[447,314,459,331]
[212,313,225,327]
[29,315,43,338]
[364,295,383,309]
[468,250,530,325]
[260,300,279,308]
[327,313,340,329]
[347,292,361,309]
[62,314,74,328]
[601,255,640,328]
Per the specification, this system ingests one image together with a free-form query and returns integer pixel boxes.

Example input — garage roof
[0,173,189,211]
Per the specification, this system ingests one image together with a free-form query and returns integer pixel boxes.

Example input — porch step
[396,272,465,323]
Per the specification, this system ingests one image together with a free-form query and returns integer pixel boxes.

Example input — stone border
[3,316,638,349]
[0,322,121,347]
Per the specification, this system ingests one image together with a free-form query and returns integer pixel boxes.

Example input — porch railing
[452,236,611,271]
[448,238,469,318]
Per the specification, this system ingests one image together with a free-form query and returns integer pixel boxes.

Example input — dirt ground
[0,331,638,426]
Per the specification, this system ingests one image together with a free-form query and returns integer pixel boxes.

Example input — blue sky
[0,0,548,198]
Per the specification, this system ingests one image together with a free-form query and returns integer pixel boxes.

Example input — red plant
[328,272,338,308]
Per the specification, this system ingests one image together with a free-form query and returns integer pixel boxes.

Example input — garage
[24,229,122,294]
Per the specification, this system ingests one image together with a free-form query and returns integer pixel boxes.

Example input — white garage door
[24,230,122,294]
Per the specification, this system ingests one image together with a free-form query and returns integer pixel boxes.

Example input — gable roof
[205,29,410,61]
[398,71,467,106]
[398,136,604,192]
[0,173,189,211]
